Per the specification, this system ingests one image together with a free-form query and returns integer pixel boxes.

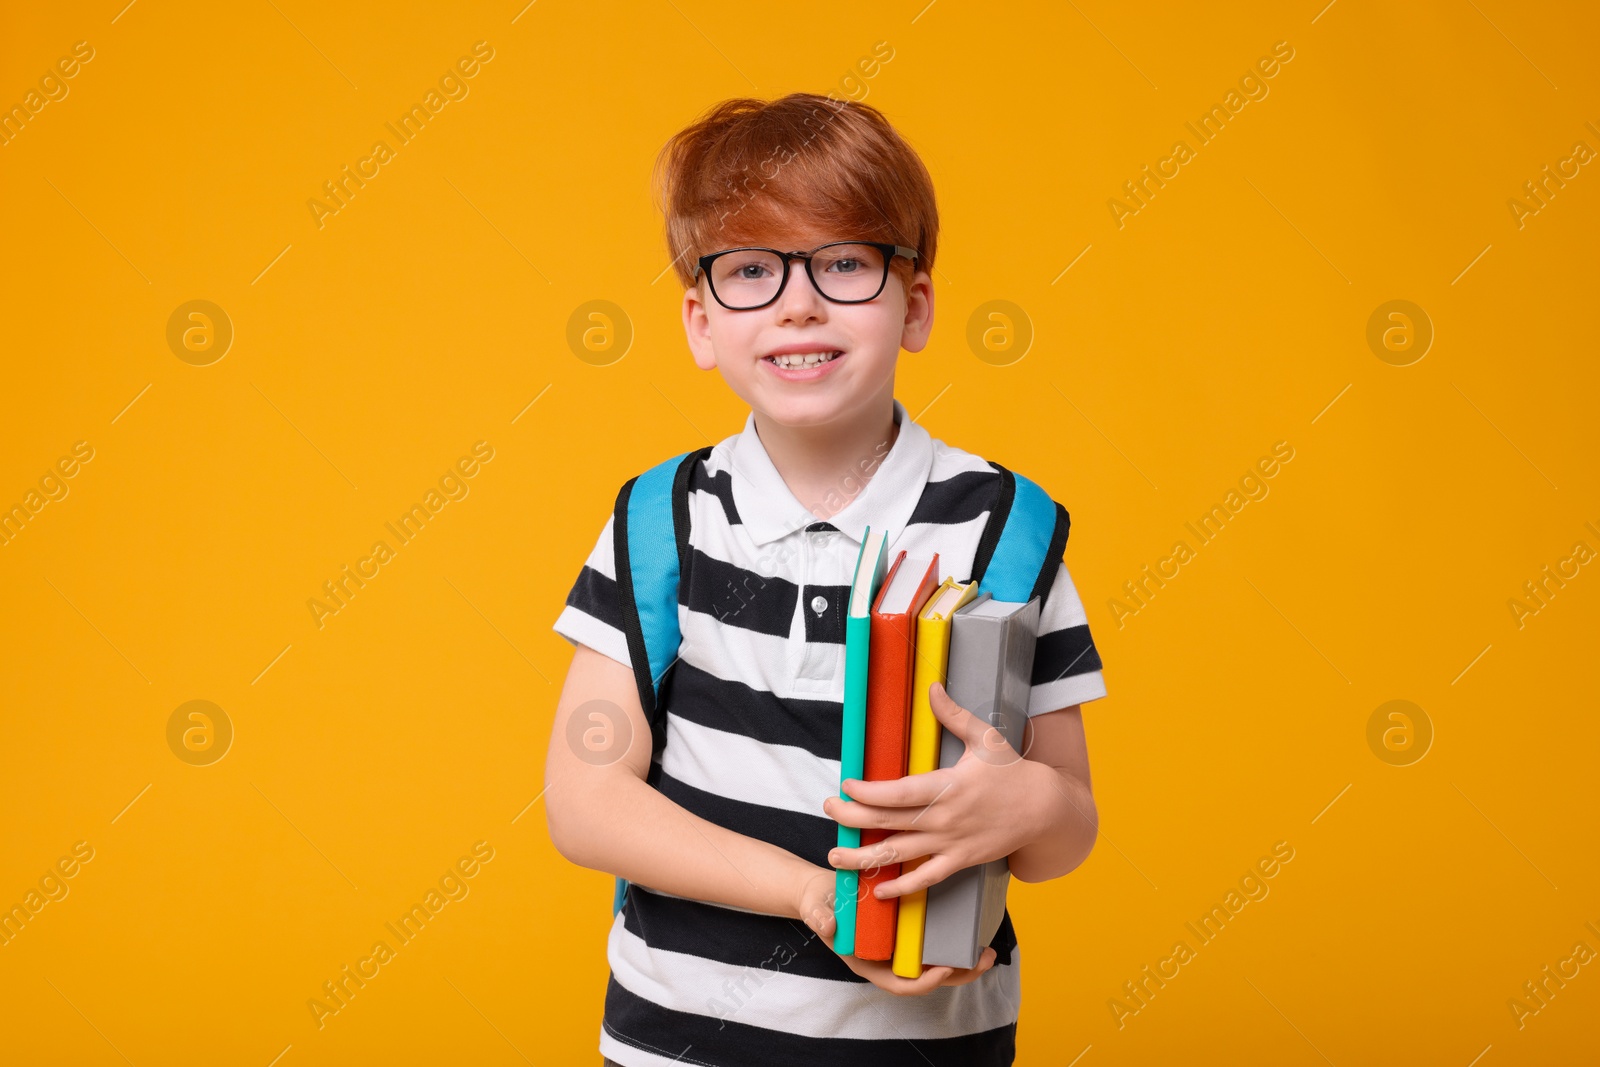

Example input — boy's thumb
[929,681,974,731]
[805,902,835,938]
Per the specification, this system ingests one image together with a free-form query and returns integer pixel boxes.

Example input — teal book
[833,526,889,955]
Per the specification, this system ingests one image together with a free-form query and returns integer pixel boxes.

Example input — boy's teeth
[770,351,840,367]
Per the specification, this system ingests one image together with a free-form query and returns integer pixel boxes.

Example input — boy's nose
[773,264,828,324]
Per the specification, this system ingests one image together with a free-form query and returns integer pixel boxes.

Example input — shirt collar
[728,397,934,548]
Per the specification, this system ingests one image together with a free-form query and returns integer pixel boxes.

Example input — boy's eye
[716,255,778,283]
[826,258,863,274]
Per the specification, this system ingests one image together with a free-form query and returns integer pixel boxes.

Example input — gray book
[920,592,1041,969]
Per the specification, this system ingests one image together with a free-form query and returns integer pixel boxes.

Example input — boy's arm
[544,643,821,919]
[1006,705,1097,883]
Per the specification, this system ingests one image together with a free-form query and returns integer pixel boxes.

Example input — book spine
[856,610,916,960]
[892,608,953,978]
[834,609,872,955]
[969,601,1041,956]
[922,610,1004,969]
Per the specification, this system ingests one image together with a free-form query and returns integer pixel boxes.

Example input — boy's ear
[899,269,935,354]
[682,282,718,371]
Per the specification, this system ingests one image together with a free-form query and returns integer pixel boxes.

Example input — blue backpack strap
[972,462,1070,605]
[608,446,707,917]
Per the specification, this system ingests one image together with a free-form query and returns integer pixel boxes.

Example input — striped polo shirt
[553,397,1107,1067]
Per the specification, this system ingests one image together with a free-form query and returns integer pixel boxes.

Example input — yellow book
[891,576,980,978]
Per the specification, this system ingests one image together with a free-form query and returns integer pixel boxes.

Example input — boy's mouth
[764,350,843,368]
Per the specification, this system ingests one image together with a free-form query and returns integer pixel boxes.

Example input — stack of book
[832,526,1042,977]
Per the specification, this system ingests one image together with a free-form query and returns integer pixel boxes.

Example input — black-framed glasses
[693,241,918,311]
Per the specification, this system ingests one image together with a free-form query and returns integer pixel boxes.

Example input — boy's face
[682,227,934,430]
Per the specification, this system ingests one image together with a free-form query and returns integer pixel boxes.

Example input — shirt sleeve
[1026,555,1107,715]
[551,511,633,672]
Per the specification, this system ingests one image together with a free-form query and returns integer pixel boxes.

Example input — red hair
[652,92,938,291]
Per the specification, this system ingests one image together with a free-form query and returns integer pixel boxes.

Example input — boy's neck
[750,395,899,522]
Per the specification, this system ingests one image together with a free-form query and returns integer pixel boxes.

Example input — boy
[546,93,1106,1067]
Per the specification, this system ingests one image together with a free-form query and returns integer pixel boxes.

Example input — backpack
[606,445,1070,917]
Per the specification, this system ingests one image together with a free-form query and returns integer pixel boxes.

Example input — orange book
[853,550,941,960]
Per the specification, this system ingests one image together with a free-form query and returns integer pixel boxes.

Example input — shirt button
[810,595,828,614]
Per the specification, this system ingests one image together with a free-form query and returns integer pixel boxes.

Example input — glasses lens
[710,249,785,308]
[811,244,887,301]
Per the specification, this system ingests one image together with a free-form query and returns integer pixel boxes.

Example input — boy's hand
[794,866,996,995]
[823,681,1055,899]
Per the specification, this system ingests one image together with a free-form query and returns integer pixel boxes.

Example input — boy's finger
[803,896,836,936]
[824,796,915,831]
[847,954,950,997]
[838,773,946,808]
[829,831,933,872]
[875,851,949,898]
[940,948,997,986]
[928,681,988,747]
[910,966,954,993]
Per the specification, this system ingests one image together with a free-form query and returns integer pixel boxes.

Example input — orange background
[2,1,1597,1063]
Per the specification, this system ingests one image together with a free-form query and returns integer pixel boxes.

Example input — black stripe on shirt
[1031,623,1103,688]
[690,463,742,527]
[684,548,798,638]
[799,582,850,644]
[603,977,1018,1067]
[566,564,624,633]
[623,888,859,980]
[657,771,837,869]
[668,660,841,761]
[907,468,1001,528]
[623,886,1016,974]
